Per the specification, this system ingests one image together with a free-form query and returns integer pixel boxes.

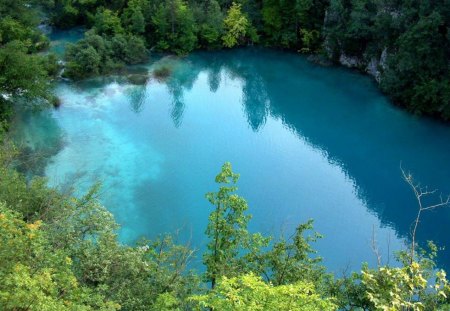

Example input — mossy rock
[51,97,62,108]
[153,66,172,81]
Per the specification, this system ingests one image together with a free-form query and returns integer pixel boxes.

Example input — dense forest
[1,0,449,119]
[1,0,450,310]
[46,0,449,120]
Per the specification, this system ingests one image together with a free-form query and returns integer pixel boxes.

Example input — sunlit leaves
[190,273,337,310]
[222,3,251,48]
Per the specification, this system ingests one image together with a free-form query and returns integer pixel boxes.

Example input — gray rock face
[380,48,388,70]
[38,23,52,35]
[366,57,381,82]
[336,48,389,83]
[319,36,390,84]
[365,48,389,83]
[339,53,362,68]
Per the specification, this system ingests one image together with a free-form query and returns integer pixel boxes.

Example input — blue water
[48,27,84,56]
[13,48,450,272]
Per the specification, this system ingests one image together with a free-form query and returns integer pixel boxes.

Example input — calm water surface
[48,27,84,55]
[13,48,450,272]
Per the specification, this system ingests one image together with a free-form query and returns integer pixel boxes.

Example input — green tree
[258,219,326,286]
[261,0,298,47]
[110,34,148,64]
[0,17,34,45]
[64,31,147,79]
[122,0,147,34]
[193,0,224,48]
[203,162,269,288]
[47,0,80,28]
[65,43,102,79]
[380,11,450,118]
[222,2,257,47]
[0,41,51,113]
[261,0,283,44]
[94,9,124,36]
[0,0,40,28]
[152,0,198,54]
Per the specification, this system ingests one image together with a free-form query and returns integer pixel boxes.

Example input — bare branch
[421,195,450,211]
[401,165,450,262]
[370,225,382,267]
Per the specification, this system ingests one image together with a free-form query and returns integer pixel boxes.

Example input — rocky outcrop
[38,23,52,35]
[327,48,389,84]
[366,57,380,81]
[379,48,388,70]
[338,53,363,68]
[364,48,388,83]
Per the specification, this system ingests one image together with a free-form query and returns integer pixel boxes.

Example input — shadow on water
[12,47,450,271]
[165,59,201,127]
[181,48,450,268]
[9,108,64,177]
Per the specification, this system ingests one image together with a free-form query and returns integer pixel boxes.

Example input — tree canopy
[38,0,449,119]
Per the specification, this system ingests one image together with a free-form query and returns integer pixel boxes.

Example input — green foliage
[122,0,147,34]
[203,162,269,288]
[111,34,148,64]
[222,2,252,48]
[300,29,321,53]
[0,41,50,102]
[94,9,124,36]
[41,53,62,78]
[47,0,81,28]
[152,292,182,311]
[0,147,200,310]
[65,43,102,79]
[331,242,450,310]
[258,219,326,286]
[193,0,224,48]
[0,41,53,120]
[324,0,449,119]
[0,16,48,50]
[362,262,436,310]
[0,204,119,310]
[4,0,445,303]
[380,11,450,118]
[152,0,198,54]
[261,0,298,47]
[190,273,337,310]
[0,0,40,28]
[261,0,326,49]
[0,1,55,118]
[64,31,147,79]
[41,0,449,119]
[2,144,450,310]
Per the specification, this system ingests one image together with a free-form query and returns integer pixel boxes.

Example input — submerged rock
[52,97,62,109]
[127,74,149,85]
[307,54,333,66]
[152,66,172,81]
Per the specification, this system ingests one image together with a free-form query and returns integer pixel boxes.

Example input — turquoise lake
[13,48,450,272]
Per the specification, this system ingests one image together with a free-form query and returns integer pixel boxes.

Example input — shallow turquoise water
[48,27,84,56]
[14,48,450,272]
